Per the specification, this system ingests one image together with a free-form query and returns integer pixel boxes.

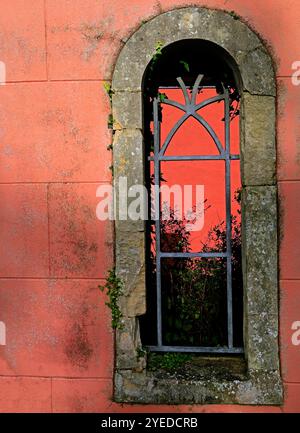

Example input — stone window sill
[115,356,282,405]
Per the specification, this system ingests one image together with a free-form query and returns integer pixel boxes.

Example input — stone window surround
[111,7,282,405]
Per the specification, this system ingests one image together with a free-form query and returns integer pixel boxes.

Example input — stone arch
[111,7,281,405]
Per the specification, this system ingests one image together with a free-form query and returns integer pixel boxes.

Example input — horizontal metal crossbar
[159,252,228,259]
[158,85,217,89]
[148,155,240,161]
[147,345,244,354]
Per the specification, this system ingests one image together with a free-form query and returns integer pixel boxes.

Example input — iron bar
[148,155,240,161]
[160,252,228,258]
[224,89,234,349]
[153,97,162,348]
[147,345,244,354]
[150,75,240,353]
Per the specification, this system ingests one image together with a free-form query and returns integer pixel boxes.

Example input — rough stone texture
[114,369,282,405]
[113,129,146,369]
[239,47,276,96]
[242,186,280,376]
[247,314,279,371]
[241,94,276,186]
[116,230,146,317]
[113,129,146,232]
[112,91,142,130]
[242,186,278,317]
[114,129,146,314]
[112,7,275,96]
[115,318,146,372]
[112,7,281,405]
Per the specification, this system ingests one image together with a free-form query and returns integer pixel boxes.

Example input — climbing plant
[99,268,124,330]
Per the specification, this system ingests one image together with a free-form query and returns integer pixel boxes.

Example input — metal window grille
[147,74,243,354]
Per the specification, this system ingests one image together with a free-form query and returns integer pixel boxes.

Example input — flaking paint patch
[41,108,90,153]
[65,322,93,370]
[81,22,105,61]
[49,185,105,276]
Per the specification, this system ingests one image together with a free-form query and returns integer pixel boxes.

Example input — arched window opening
[112,7,281,405]
[140,40,243,354]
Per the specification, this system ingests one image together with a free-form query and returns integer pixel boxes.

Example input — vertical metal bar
[150,82,237,352]
[153,97,162,347]
[225,89,233,348]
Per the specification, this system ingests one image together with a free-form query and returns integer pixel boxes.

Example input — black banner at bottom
[0,413,297,432]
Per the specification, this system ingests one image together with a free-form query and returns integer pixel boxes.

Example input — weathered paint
[0,0,299,412]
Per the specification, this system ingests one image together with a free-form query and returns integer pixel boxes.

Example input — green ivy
[136,346,148,361]
[179,60,190,72]
[99,268,124,330]
[107,113,114,130]
[229,10,239,20]
[145,41,164,90]
[103,81,114,103]
[158,92,168,103]
[103,81,115,153]
[148,352,192,372]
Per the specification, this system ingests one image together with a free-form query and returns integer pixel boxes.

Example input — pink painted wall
[0,0,299,412]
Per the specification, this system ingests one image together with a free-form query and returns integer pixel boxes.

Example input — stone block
[112,91,142,130]
[241,94,276,186]
[242,186,278,316]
